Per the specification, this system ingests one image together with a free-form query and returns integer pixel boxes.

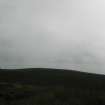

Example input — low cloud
[0,0,105,74]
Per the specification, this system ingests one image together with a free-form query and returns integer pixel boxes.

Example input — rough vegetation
[0,68,105,105]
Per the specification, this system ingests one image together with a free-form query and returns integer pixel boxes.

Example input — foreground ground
[0,68,105,105]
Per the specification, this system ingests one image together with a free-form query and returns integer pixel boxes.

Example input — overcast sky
[0,0,105,74]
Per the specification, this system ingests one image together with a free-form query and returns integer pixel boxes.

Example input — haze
[0,0,105,74]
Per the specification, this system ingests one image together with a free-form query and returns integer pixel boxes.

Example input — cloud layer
[0,0,105,74]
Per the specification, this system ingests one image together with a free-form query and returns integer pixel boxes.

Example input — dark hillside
[0,68,105,90]
[0,68,105,105]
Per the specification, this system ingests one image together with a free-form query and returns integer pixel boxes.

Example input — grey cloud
[0,0,105,74]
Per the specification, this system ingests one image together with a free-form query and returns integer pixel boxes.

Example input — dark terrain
[0,68,105,105]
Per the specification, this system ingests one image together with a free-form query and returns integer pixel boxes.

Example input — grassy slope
[0,68,105,89]
[0,68,105,105]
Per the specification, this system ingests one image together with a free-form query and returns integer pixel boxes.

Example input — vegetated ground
[0,68,105,105]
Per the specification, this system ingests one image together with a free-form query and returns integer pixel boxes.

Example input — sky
[0,0,105,74]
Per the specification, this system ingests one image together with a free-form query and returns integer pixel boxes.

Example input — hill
[0,68,105,89]
[0,68,105,105]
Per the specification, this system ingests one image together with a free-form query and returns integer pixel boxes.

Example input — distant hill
[0,68,105,90]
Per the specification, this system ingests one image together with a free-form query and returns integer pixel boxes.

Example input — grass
[0,68,105,105]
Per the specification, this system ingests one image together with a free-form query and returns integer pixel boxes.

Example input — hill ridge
[0,68,105,90]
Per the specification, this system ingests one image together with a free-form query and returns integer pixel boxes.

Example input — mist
[0,0,105,74]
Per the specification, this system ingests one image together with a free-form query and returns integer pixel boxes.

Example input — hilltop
[0,68,105,90]
[0,68,105,105]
